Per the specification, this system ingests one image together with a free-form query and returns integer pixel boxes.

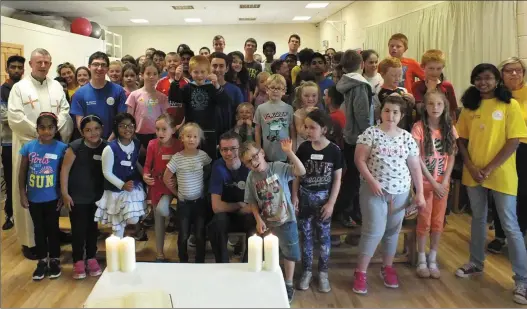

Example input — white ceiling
[1,1,352,26]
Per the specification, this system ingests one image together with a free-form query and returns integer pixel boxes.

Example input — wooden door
[1,42,24,85]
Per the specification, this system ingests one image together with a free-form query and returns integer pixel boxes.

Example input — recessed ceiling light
[184,18,202,23]
[293,16,311,21]
[130,19,149,23]
[305,3,329,9]
[240,4,260,9]
[172,5,194,10]
[106,7,130,12]
[239,17,257,21]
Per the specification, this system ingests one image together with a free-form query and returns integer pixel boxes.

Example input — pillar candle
[248,234,263,272]
[105,235,120,272]
[119,236,136,272]
[264,233,279,272]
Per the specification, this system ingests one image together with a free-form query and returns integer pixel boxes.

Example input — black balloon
[90,21,102,39]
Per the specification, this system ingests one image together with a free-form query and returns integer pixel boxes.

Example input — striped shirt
[167,150,212,201]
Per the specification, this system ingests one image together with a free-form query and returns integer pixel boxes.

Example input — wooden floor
[1,211,524,308]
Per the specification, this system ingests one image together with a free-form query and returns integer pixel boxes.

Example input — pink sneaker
[352,270,368,294]
[86,258,102,277]
[72,261,86,280]
[380,266,399,288]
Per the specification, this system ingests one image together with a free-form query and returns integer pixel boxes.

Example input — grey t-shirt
[244,162,296,227]
[254,101,294,162]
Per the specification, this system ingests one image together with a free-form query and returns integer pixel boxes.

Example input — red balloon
[71,18,92,36]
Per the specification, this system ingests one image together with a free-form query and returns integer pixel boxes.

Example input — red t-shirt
[329,109,346,148]
[156,76,189,96]
[400,57,424,94]
[412,80,458,121]
[144,138,184,206]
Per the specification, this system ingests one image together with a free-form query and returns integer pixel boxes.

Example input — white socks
[428,250,438,269]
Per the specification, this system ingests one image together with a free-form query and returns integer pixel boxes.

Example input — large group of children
[3,32,527,305]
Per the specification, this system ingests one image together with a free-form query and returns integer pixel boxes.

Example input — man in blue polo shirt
[208,131,255,263]
[279,34,301,60]
[71,52,127,140]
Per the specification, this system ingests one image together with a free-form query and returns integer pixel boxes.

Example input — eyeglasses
[269,86,284,92]
[220,146,239,153]
[118,123,136,130]
[246,151,260,163]
[91,63,108,69]
[503,68,524,75]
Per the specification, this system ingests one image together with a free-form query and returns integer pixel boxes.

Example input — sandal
[416,262,430,278]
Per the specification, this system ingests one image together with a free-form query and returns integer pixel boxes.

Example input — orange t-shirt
[411,120,458,183]
[400,57,424,95]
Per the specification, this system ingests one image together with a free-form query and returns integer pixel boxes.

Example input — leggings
[29,200,60,260]
[154,195,175,255]
[298,187,331,272]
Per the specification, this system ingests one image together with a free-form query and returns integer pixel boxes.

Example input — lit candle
[264,233,279,272]
[119,236,136,272]
[105,235,120,272]
[248,234,263,272]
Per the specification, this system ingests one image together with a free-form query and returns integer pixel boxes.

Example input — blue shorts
[270,221,301,262]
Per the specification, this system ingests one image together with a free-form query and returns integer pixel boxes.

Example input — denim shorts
[270,221,301,262]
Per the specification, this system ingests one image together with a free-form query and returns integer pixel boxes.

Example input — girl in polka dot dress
[352,94,425,295]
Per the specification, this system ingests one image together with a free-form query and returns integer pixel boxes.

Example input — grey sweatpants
[154,195,176,254]
[358,182,410,258]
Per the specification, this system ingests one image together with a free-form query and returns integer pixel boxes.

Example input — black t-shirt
[67,138,108,204]
[296,141,343,192]
[245,61,262,92]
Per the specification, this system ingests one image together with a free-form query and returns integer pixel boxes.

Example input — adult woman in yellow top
[487,58,527,254]
[454,63,527,305]
[57,62,80,99]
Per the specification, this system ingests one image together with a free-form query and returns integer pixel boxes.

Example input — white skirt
[94,183,147,232]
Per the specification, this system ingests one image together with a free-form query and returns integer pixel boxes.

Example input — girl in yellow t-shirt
[487,58,527,253]
[455,63,527,305]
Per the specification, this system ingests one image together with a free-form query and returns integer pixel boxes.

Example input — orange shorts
[416,182,449,236]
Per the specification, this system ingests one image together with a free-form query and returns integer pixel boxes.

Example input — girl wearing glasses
[94,113,147,238]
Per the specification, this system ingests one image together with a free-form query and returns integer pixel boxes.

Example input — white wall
[319,1,445,51]
[519,0,527,62]
[1,16,105,77]
[109,23,320,58]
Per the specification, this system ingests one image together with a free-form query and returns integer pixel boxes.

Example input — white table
[84,263,289,308]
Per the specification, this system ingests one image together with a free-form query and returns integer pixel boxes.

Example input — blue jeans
[467,186,527,284]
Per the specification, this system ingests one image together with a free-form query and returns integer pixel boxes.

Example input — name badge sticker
[310,154,324,160]
[120,160,132,167]
[44,153,58,160]
[107,97,115,106]
[162,154,173,161]
[266,174,278,184]
[93,155,102,161]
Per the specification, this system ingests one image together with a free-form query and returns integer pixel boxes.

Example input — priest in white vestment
[7,48,73,258]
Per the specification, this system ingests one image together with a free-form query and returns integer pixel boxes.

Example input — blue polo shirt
[223,82,244,107]
[209,158,250,204]
[71,82,127,138]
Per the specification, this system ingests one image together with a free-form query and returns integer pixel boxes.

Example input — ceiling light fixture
[239,17,257,21]
[292,16,311,21]
[184,18,202,23]
[172,5,194,10]
[240,4,261,9]
[305,3,329,9]
[130,19,149,23]
[106,7,130,12]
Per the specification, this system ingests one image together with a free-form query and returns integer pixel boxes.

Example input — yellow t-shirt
[67,86,80,100]
[291,66,301,84]
[512,84,527,144]
[456,98,527,195]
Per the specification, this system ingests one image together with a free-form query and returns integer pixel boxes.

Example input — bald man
[8,48,73,259]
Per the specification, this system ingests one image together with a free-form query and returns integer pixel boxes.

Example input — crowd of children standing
[2,31,527,305]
